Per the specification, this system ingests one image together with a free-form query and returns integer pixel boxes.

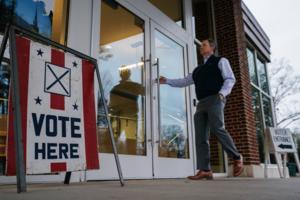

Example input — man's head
[199,39,217,57]
[119,67,131,81]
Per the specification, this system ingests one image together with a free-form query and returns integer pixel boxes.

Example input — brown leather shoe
[187,170,213,180]
[233,155,244,177]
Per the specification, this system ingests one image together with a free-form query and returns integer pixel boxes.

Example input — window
[246,48,258,85]
[154,30,189,159]
[97,0,146,156]
[148,0,184,28]
[0,0,69,45]
[262,94,274,127]
[250,86,274,163]
[247,45,274,163]
[257,58,269,94]
[251,87,265,163]
[0,61,9,175]
[246,47,270,94]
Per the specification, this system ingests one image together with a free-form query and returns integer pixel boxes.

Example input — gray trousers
[194,94,240,171]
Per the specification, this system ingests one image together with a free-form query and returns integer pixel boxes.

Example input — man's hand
[219,93,225,101]
[158,76,167,84]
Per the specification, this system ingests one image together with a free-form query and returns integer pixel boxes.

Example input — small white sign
[268,127,297,153]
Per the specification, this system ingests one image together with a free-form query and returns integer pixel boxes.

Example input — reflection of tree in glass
[263,96,273,127]
[0,0,15,32]
[101,70,113,100]
[0,65,9,99]
[161,125,184,146]
[0,0,53,37]
[97,70,114,127]
[251,87,265,162]
[97,97,108,127]
[0,64,9,115]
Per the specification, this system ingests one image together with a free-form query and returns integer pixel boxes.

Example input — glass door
[86,0,153,180]
[150,21,194,178]
[87,1,194,180]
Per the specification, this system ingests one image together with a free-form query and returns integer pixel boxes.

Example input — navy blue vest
[192,55,224,100]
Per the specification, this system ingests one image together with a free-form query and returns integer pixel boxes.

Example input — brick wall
[213,0,260,165]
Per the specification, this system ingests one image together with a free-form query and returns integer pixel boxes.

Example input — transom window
[148,0,184,28]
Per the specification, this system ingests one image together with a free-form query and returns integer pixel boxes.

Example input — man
[159,39,244,180]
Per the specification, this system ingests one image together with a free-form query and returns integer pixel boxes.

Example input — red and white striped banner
[6,36,99,175]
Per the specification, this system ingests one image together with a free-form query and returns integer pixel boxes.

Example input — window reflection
[247,48,258,85]
[0,62,10,175]
[97,1,146,156]
[257,59,269,94]
[0,0,69,44]
[155,30,189,159]
[262,94,274,127]
[251,87,265,162]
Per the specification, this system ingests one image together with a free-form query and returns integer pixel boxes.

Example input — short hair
[119,67,131,80]
[203,38,217,51]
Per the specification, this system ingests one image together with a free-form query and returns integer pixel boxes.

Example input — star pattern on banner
[72,61,78,67]
[34,96,42,105]
[37,49,44,57]
[72,102,78,110]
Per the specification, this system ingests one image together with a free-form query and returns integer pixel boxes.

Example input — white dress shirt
[165,55,236,97]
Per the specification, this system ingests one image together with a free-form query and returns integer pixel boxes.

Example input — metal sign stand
[0,24,124,193]
[0,24,27,193]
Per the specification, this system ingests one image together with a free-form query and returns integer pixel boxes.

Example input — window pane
[148,0,184,28]
[154,30,189,159]
[0,61,10,175]
[98,1,146,156]
[0,0,69,44]
[251,87,264,163]
[262,95,274,127]
[246,48,258,85]
[257,58,269,94]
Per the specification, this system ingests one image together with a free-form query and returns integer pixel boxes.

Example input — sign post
[0,24,124,192]
[8,24,27,193]
[265,127,300,178]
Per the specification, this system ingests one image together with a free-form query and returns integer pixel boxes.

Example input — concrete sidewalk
[1,178,300,200]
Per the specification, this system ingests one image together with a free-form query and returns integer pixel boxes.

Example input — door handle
[153,58,162,138]
[193,98,197,107]
[153,58,160,84]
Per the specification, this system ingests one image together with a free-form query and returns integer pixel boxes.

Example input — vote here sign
[6,36,99,175]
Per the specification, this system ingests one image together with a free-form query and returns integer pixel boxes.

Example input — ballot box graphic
[44,62,71,97]
[6,35,99,175]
